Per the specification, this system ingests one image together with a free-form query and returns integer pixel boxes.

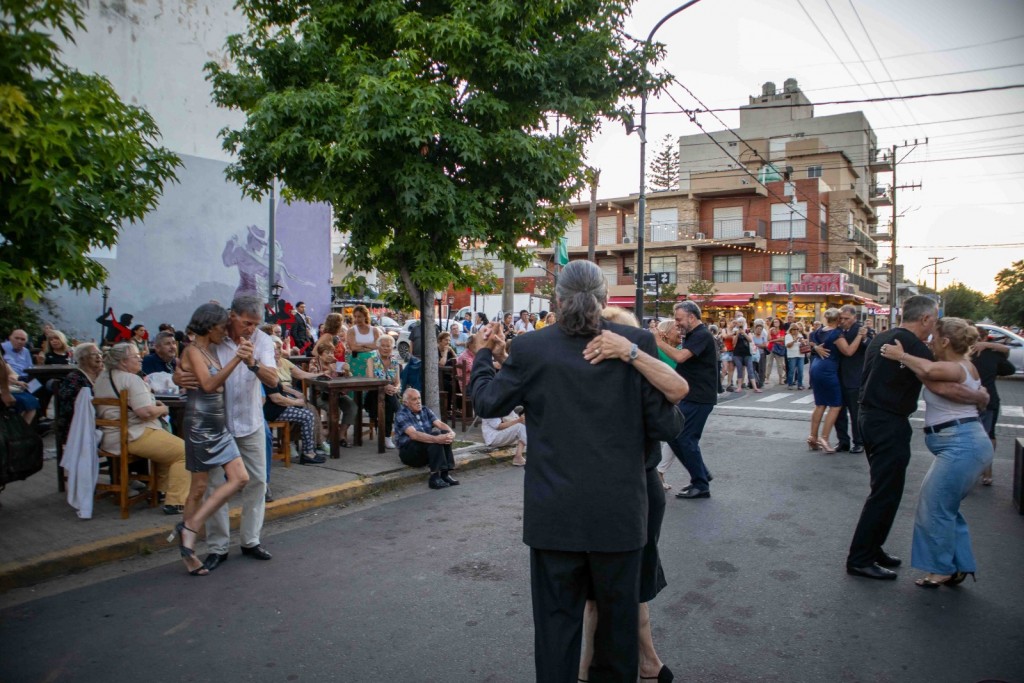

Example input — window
[623,254,635,276]
[769,137,792,160]
[770,202,806,240]
[649,208,678,242]
[624,214,635,241]
[820,203,827,240]
[566,219,583,247]
[597,257,617,286]
[649,256,677,284]
[713,255,743,283]
[771,253,805,282]
[597,215,617,245]
[712,207,743,240]
[807,165,822,178]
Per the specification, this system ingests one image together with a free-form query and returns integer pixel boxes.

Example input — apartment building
[535,78,892,322]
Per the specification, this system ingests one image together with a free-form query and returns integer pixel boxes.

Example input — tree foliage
[686,279,717,311]
[939,282,991,321]
[993,260,1024,328]
[648,133,679,191]
[0,0,180,301]
[206,0,668,408]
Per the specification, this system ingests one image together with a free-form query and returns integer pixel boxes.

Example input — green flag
[556,237,569,266]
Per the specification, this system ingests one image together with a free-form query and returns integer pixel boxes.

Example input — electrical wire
[693,84,1024,112]
[800,62,1024,95]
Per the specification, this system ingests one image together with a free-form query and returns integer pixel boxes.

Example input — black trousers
[530,547,642,683]
[398,440,454,473]
[833,387,862,448]
[365,391,399,436]
[847,408,912,567]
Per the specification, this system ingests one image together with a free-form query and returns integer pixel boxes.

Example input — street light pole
[634,0,705,316]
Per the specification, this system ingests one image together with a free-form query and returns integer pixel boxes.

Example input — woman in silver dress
[172,304,251,576]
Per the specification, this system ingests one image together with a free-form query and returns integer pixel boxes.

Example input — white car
[396,319,441,361]
[976,323,1024,374]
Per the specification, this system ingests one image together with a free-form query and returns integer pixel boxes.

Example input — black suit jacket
[470,320,683,553]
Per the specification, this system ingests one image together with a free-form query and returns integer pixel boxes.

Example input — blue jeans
[911,422,993,574]
[667,401,715,492]
[786,357,803,387]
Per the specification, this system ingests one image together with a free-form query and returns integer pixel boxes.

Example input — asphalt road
[2,406,1023,683]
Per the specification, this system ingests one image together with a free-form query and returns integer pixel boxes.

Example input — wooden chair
[268,420,292,467]
[453,360,475,432]
[93,390,158,519]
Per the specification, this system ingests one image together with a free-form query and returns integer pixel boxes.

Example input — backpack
[0,408,44,491]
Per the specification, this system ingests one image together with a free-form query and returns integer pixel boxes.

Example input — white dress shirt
[216,328,276,438]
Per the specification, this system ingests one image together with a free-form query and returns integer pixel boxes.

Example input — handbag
[771,342,785,356]
[0,407,44,490]
[798,342,812,355]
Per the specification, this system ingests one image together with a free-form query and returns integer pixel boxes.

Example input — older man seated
[394,388,459,490]
[142,331,179,376]
[482,409,527,466]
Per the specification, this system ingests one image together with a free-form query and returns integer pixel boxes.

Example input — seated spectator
[308,339,358,448]
[394,388,458,490]
[535,311,548,331]
[366,335,402,450]
[482,408,527,466]
[456,334,478,392]
[514,309,534,335]
[93,343,189,515]
[437,331,458,366]
[460,311,473,333]
[272,336,326,454]
[263,381,325,465]
[2,353,37,425]
[450,323,469,355]
[55,343,105,447]
[142,331,179,376]
[38,329,72,365]
[2,329,34,380]
[501,313,516,342]
[471,312,489,334]
[129,324,149,356]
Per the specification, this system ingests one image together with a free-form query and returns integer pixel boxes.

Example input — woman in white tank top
[880,317,993,588]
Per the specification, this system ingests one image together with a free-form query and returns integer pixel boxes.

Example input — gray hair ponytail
[556,261,607,337]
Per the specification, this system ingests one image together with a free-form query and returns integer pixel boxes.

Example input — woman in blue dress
[807,308,844,453]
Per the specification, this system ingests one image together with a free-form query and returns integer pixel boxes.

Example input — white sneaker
[384,437,396,450]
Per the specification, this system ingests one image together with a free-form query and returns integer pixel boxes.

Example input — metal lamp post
[633,0,705,316]
[99,285,110,343]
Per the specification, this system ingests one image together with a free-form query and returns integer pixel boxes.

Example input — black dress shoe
[850,444,864,453]
[161,504,184,515]
[241,544,273,560]
[846,563,897,580]
[203,552,229,572]
[441,471,460,486]
[676,488,710,499]
[876,550,902,568]
[428,473,450,490]
[836,443,851,452]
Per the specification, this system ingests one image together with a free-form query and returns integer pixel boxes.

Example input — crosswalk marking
[756,393,789,403]
[793,394,816,404]
[1003,406,1024,418]
[712,406,1024,430]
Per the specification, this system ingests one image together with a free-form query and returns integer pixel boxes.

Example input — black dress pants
[847,408,912,567]
[398,440,454,472]
[833,387,862,448]
[530,547,642,683]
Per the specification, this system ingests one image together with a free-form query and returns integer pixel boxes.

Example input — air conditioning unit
[742,230,757,238]
[622,235,633,243]
[693,232,706,240]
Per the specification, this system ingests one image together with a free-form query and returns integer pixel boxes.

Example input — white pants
[485,423,527,449]
[656,441,676,474]
[204,428,267,554]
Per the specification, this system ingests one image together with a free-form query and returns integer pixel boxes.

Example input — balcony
[689,169,769,198]
[869,150,893,173]
[840,267,880,297]
[869,185,891,207]
[846,224,878,260]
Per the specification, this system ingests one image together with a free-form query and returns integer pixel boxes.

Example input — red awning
[607,296,638,307]
[703,294,754,307]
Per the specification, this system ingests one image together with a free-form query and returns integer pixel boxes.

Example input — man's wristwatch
[248,361,260,374]
[628,343,639,364]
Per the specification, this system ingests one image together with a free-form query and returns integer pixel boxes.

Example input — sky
[583,0,1024,295]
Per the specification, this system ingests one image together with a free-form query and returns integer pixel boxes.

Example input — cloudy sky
[584,0,1024,294]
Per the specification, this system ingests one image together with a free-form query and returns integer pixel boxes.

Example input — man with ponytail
[470,260,684,683]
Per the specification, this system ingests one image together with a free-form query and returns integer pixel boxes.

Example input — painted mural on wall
[47,154,332,341]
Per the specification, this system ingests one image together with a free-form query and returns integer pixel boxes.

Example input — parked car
[976,323,1024,374]
[372,315,402,342]
[396,319,441,361]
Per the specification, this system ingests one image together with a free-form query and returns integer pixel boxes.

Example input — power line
[799,33,1024,68]
[900,243,1024,249]
[695,84,1024,112]
[800,62,1024,95]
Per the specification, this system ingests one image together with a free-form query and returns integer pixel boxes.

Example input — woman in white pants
[481,410,527,466]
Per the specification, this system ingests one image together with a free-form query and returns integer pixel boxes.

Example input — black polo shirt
[859,327,932,416]
[677,323,718,405]
[838,323,873,390]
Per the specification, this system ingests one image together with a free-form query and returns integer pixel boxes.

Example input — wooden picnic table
[306,376,388,459]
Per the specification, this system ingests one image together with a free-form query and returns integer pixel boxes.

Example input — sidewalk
[0,420,509,593]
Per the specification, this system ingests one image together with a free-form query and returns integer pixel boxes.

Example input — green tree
[648,133,679,191]
[206,0,666,410]
[686,279,717,315]
[0,0,180,301]
[939,282,992,321]
[993,260,1024,328]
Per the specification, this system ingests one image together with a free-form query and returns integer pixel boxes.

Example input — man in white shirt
[2,329,33,379]
[176,296,279,570]
[482,408,527,466]
[514,310,534,335]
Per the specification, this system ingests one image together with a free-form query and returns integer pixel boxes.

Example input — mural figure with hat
[222,224,313,301]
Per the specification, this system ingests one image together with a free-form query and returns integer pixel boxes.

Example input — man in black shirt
[832,305,872,453]
[846,296,988,580]
[657,300,718,499]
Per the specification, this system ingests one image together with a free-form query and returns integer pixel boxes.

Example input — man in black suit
[832,305,872,453]
[291,301,312,352]
[470,260,683,683]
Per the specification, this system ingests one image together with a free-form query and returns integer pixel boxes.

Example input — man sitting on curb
[482,408,527,466]
[394,388,460,490]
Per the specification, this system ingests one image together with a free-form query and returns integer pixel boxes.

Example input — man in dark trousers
[470,260,683,683]
[846,296,989,580]
[832,305,872,453]
[656,300,718,499]
[291,301,312,352]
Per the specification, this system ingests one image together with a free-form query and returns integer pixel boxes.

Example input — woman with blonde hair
[346,304,380,379]
[880,317,992,587]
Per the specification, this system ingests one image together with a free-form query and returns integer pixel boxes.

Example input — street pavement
[1,391,1022,683]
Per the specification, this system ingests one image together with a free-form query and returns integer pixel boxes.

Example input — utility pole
[886,140,925,326]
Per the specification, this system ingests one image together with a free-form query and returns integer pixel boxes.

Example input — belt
[923,417,979,435]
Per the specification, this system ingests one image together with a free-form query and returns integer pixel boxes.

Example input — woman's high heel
[807,436,820,451]
[946,571,976,586]
[169,522,208,576]
[817,438,836,454]
[641,665,674,682]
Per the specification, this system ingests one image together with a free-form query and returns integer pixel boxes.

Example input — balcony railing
[847,224,878,259]
[648,218,767,243]
[839,268,879,297]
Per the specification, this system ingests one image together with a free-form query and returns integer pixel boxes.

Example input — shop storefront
[751,273,879,324]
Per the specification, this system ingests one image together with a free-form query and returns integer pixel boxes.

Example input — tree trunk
[399,265,441,416]
[502,261,514,316]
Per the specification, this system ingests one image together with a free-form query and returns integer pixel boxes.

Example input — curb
[0,446,515,594]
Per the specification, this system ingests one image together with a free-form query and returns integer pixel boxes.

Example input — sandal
[946,571,975,586]
[169,522,208,576]
[807,436,820,451]
[981,476,993,486]
[915,574,953,588]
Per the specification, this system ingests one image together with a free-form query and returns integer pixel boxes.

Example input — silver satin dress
[184,367,240,473]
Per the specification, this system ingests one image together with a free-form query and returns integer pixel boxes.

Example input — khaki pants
[128,428,189,505]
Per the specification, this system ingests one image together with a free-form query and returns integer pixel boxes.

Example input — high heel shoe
[169,522,208,576]
[806,436,820,451]
[817,437,836,454]
[945,571,976,586]
[640,665,674,682]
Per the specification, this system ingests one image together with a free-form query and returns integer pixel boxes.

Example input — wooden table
[25,364,79,492]
[155,394,186,434]
[307,377,388,458]
[289,355,313,371]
